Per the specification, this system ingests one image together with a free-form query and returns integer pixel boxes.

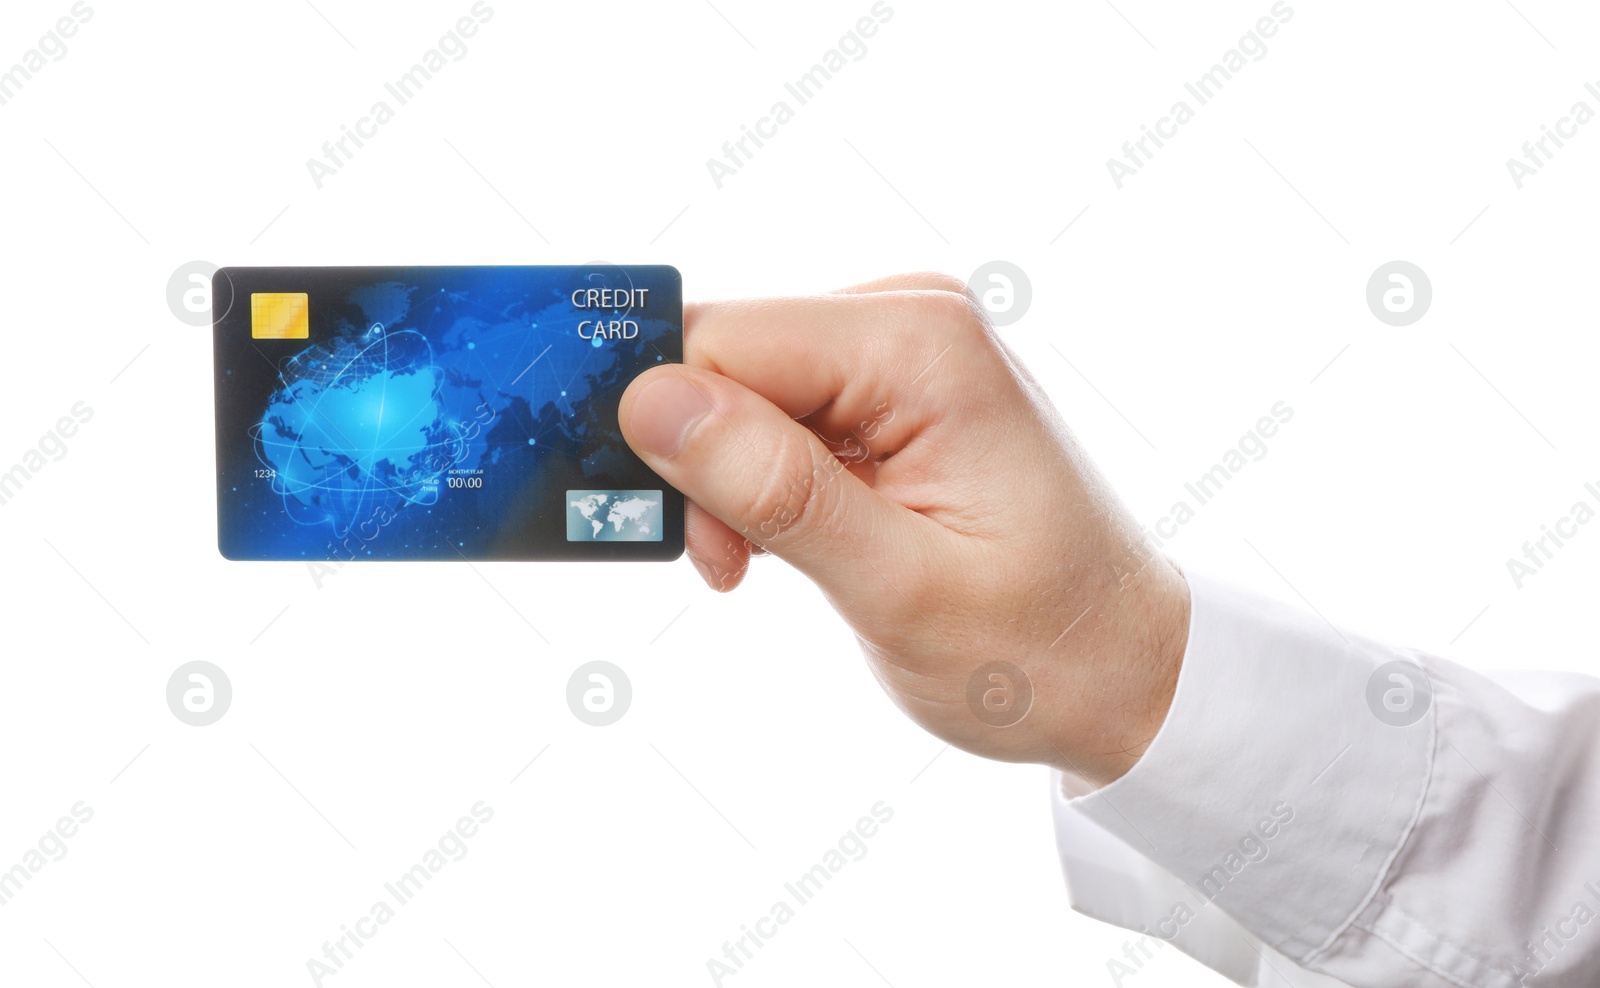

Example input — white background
[1,0,1597,985]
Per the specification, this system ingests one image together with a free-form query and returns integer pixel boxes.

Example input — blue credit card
[211,265,684,561]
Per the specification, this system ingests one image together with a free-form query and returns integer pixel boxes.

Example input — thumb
[620,363,927,591]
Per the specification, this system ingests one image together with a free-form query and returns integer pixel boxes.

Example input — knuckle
[911,271,981,303]
[908,286,990,336]
[953,289,994,332]
[890,291,992,381]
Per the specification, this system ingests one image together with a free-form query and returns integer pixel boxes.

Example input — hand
[618,273,1191,785]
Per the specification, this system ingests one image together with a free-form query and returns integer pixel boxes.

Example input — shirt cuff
[1064,569,1434,963]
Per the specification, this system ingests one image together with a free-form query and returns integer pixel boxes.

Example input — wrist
[1049,559,1191,786]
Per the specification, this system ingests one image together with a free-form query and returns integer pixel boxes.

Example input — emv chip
[250,293,309,339]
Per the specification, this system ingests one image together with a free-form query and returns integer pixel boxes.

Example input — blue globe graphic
[251,326,459,537]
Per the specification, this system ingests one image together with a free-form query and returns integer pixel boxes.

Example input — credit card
[211,265,684,561]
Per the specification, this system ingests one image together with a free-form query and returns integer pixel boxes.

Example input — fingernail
[629,375,712,458]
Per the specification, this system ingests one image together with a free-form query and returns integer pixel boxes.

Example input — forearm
[1055,571,1600,987]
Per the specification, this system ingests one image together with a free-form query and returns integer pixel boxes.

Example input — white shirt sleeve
[1053,570,1600,988]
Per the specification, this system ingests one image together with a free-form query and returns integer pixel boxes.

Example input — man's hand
[618,273,1190,785]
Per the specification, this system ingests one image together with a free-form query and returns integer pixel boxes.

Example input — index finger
[684,285,981,429]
